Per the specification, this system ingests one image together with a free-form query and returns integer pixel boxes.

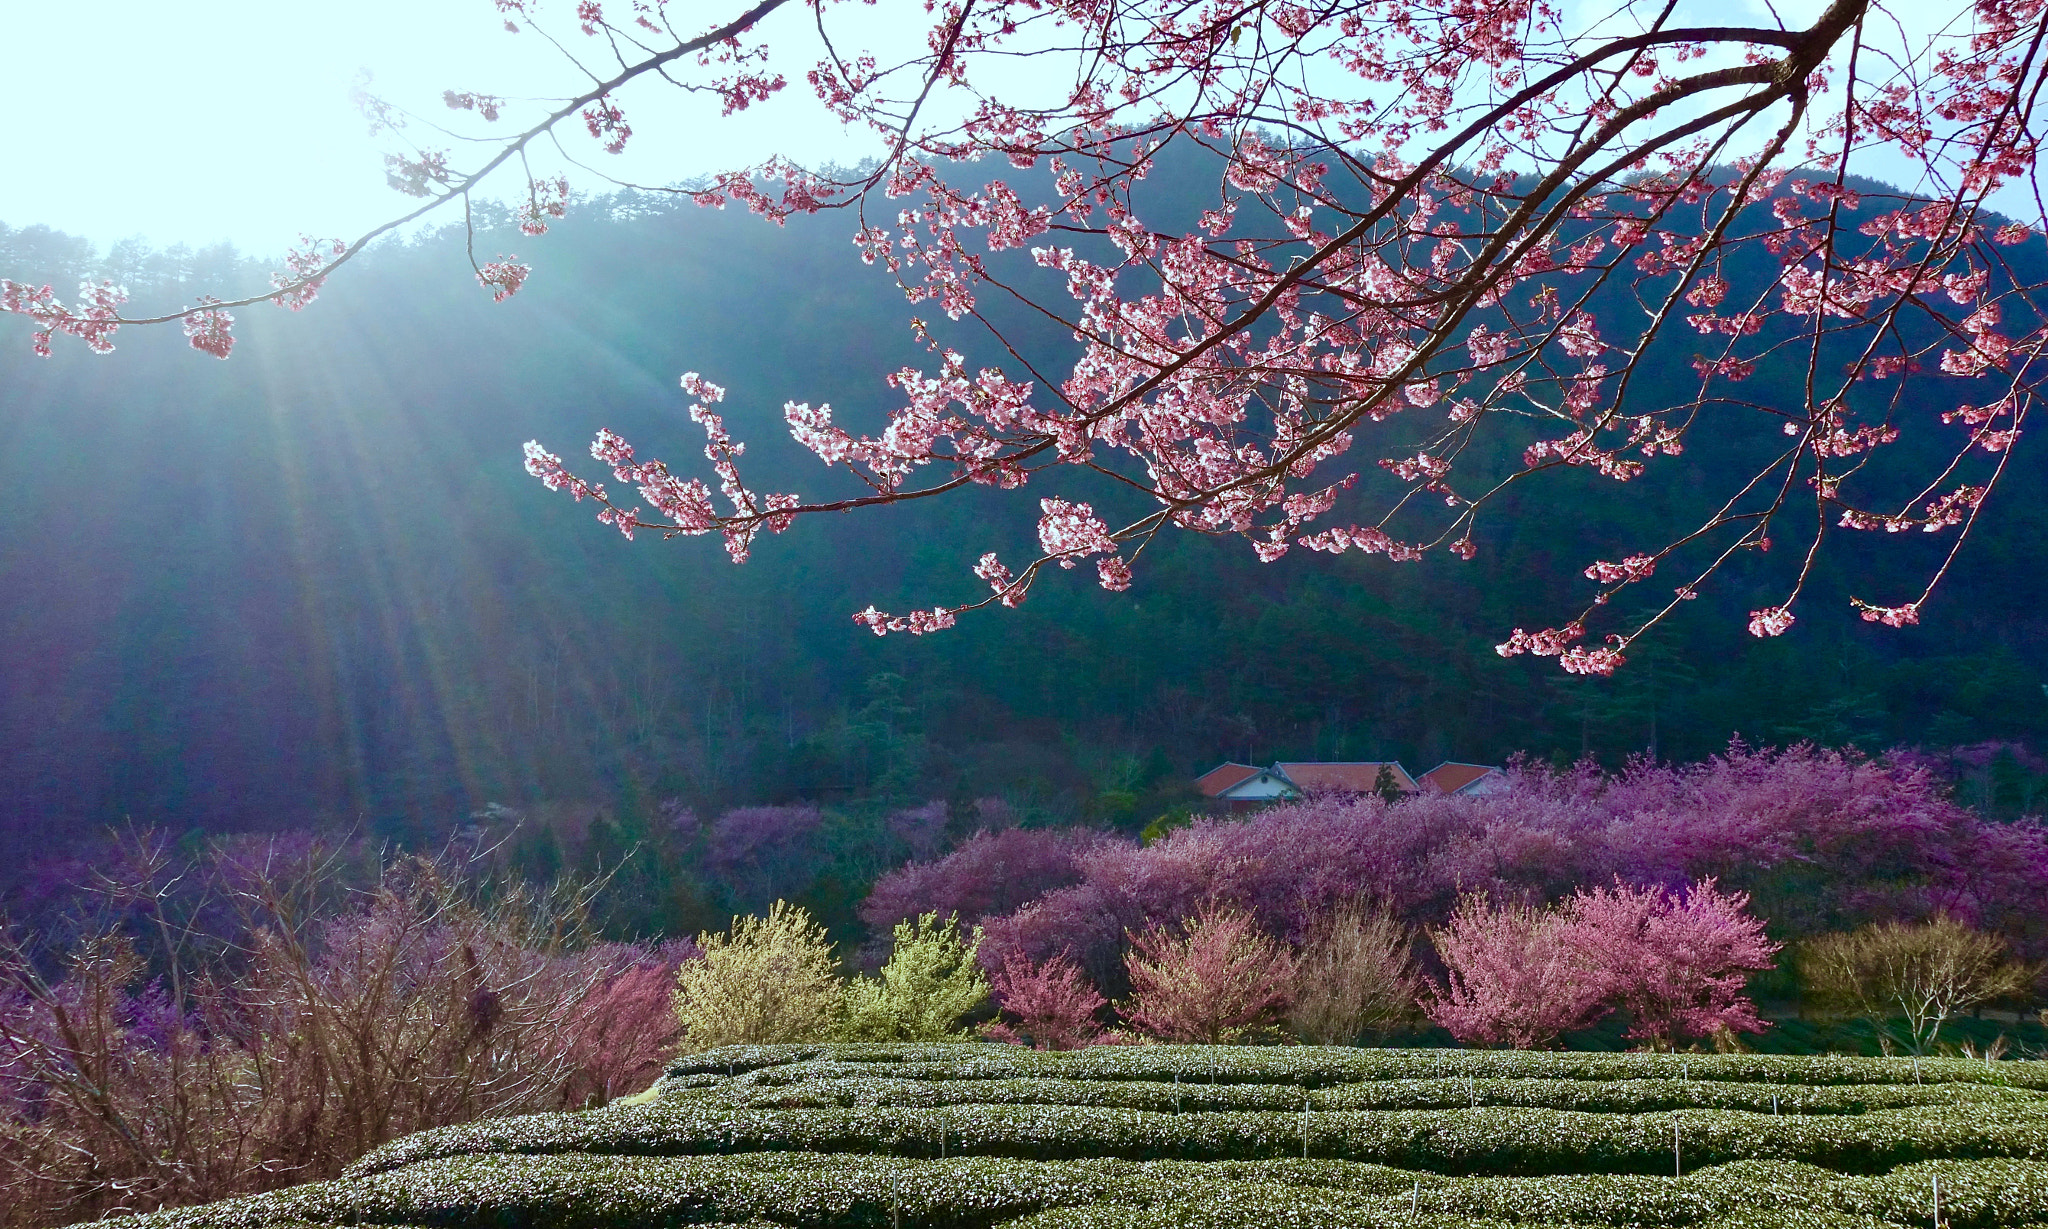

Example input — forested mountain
[3,173,2045,873]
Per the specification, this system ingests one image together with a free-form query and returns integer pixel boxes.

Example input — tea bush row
[106,1152,2048,1229]
[91,1046,2048,1229]
[663,1043,2048,1090]
[667,1072,2044,1115]
[348,1096,2048,1177]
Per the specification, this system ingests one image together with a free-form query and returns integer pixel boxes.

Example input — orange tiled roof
[1195,762,1262,797]
[1421,762,1504,794]
[1273,761,1419,794]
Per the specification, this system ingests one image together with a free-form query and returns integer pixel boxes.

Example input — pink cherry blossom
[984,950,1111,1049]
[518,176,571,236]
[1748,606,1796,638]
[1584,555,1658,584]
[1036,499,1117,568]
[270,236,347,312]
[0,278,126,356]
[1854,599,1922,627]
[581,97,632,154]
[476,259,530,302]
[1569,878,1779,1047]
[1423,894,1609,1049]
[182,298,235,359]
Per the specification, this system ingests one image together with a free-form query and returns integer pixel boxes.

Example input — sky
[0,1,878,256]
[0,0,2026,261]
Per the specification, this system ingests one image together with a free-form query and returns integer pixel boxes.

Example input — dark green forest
[3,175,2046,879]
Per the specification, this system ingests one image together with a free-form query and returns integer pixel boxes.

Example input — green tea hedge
[90,1045,2048,1229]
[662,1045,2048,1090]
[98,1154,2048,1229]
[667,1073,2039,1115]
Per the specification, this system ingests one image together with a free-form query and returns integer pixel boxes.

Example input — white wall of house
[1215,771,1298,801]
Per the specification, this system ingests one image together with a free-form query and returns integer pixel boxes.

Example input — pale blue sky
[1,0,2024,261]
[0,1,878,256]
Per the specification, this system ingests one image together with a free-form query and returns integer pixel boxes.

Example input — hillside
[2,172,2046,860]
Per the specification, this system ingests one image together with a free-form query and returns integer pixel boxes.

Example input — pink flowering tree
[7,0,2047,662]
[1121,901,1296,1043]
[555,946,692,1106]
[1422,894,1610,1048]
[1568,877,1782,1049]
[1422,876,1780,1049]
[885,801,952,864]
[983,949,1112,1049]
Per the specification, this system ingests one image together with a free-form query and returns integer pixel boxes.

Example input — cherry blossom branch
[15,0,2048,673]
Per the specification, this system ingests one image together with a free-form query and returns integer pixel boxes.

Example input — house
[1194,760,1420,810]
[1418,761,1510,796]
[1193,762,1264,797]
[1194,762,1299,810]
[1275,761,1420,796]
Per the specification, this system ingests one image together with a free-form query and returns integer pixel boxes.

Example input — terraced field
[110,1045,2048,1229]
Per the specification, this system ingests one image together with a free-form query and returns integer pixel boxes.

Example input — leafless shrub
[1288,899,1420,1045]
[1799,915,2036,1055]
[0,830,679,1227]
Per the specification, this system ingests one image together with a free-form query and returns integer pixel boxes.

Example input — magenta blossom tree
[556,946,693,1105]
[983,950,1112,1049]
[9,0,2046,663]
[704,805,825,907]
[1422,893,1610,1048]
[885,801,952,864]
[1568,877,1781,1048]
[861,825,1112,935]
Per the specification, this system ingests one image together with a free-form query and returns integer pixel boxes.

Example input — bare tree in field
[1800,915,2036,1053]
[1289,898,1419,1045]
[7,0,2046,666]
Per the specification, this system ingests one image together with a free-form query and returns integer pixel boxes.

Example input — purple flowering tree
[911,744,2048,995]
[705,805,826,907]
[861,826,1113,934]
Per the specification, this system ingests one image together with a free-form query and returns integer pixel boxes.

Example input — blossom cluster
[0,278,127,357]
[272,235,348,312]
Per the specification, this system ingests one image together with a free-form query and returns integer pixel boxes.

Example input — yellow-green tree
[674,901,843,1049]
[840,912,989,1041]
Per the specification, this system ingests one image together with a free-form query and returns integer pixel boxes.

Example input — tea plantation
[102,1045,2048,1228]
